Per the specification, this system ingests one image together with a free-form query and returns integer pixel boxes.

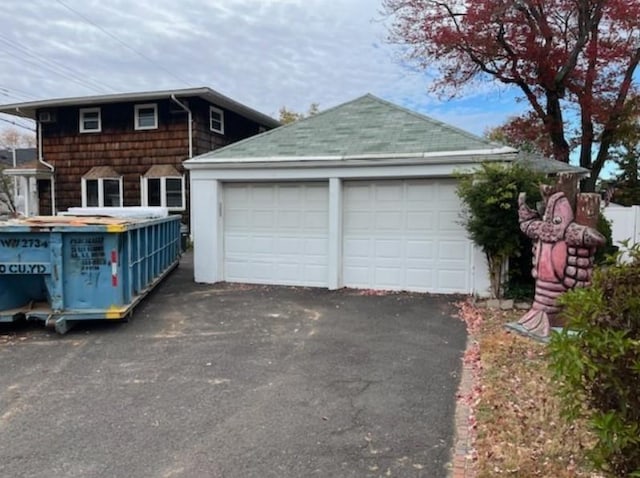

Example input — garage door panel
[437,270,468,292]
[375,212,403,229]
[304,237,329,256]
[344,211,371,230]
[375,182,404,201]
[437,185,460,202]
[252,211,276,228]
[275,237,303,255]
[224,210,249,227]
[406,212,434,231]
[224,234,249,254]
[304,211,329,229]
[375,239,402,259]
[252,186,276,203]
[439,240,468,259]
[344,184,369,201]
[343,266,369,285]
[277,211,302,228]
[406,240,435,260]
[343,179,471,293]
[344,238,371,258]
[437,211,460,231]
[406,269,434,288]
[374,267,403,288]
[407,183,435,201]
[223,183,329,287]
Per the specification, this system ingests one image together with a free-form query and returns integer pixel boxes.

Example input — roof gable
[188,94,501,161]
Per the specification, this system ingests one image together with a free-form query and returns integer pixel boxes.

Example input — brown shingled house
[0,87,279,225]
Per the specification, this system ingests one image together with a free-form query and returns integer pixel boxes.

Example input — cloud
[0,0,512,132]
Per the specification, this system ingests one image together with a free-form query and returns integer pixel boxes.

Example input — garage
[223,182,329,286]
[342,179,471,293]
[185,94,524,297]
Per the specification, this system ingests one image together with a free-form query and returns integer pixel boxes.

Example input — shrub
[456,162,548,298]
[595,213,617,265]
[548,244,640,477]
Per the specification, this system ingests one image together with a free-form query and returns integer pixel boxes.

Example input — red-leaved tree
[384,0,640,191]
[485,112,556,157]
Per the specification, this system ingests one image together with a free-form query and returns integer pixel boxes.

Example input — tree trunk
[545,92,571,163]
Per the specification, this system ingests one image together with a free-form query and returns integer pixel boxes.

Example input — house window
[79,107,101,133]
[210,106,224,134]
[81,167,123,207]
[141,165,185,211]
[135,103,158,130]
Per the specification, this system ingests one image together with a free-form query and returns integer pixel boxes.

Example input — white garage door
[223,182,329,286]
[343,179,471,293]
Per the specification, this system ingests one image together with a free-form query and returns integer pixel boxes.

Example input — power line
[0,117,36,132]
[0,84,35,99]
[0,33,116,94]
[0,86,34,102]
[0,111,35,129]
[55,0,192,87]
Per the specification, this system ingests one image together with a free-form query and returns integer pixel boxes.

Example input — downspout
[170,94,193,241]
[169,95,192,158]
[36,119,56,215]
[11,147,17,213]
[19,106,55,215]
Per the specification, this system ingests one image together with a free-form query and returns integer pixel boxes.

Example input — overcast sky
[0,0,524,136]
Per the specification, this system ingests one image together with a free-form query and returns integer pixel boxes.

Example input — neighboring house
[0,148,36,168]
[0,87,279,223]
[185,94,584,296]
[0,148,37,215]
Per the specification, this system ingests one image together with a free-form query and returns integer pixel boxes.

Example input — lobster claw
[518,192,527,208]
[518,192,538,222]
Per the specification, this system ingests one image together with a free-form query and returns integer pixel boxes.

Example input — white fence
[603,204,640,247]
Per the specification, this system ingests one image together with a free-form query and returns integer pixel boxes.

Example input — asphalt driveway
[0,254,467,478]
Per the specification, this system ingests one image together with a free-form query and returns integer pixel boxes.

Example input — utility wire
[0,111,36,129]
[0,40,114,95]
[0,86,35,102]
[0,116,36,132]
[55,0,192,87]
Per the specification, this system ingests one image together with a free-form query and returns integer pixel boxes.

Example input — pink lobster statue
[517,188,605,337]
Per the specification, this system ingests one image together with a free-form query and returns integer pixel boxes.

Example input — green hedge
[548,244,640,476]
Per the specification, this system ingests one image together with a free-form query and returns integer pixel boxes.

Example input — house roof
[186,94,508,163]
[184,94,589,178]
[0,148,36,167]
[514,153,589,176]
[0,87,280,128]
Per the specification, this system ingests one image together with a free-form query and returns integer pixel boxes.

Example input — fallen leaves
[456,299,599,478]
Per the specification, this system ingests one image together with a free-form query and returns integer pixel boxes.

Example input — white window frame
[79,107,102,133]
[209,106,225,134]
[81,177,123,207]
[134,103,158,130]
[140,175,186,211]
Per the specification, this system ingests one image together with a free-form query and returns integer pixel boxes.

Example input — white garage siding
[342,179,472,293]
[223,182,330,287]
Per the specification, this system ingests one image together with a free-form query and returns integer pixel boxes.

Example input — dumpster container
[0,214,181,334]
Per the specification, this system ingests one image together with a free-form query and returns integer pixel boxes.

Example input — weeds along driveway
[0,255,467,478]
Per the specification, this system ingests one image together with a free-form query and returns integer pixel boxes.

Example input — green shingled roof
[190,94,500,161]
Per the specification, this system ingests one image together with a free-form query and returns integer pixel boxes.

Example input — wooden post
[575,193,601,228]
[554,173,580,211]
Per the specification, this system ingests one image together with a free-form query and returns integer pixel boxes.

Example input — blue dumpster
[0,214,181,334]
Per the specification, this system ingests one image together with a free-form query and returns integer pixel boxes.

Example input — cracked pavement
[0,253,467,478]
